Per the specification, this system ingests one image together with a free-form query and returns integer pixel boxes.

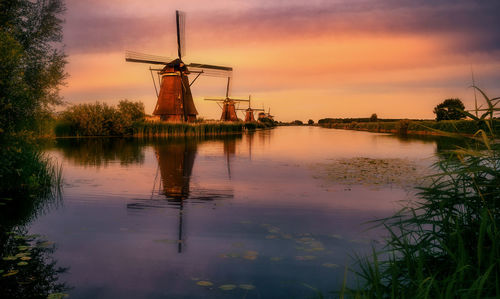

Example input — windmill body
[205,77,251,122]
[126,11,232,122]
[153,60,198,122]
[244,108,255,122]
[239,96,263,122]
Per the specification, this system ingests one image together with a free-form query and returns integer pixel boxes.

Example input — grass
[319,119,500,137]
[0,136,62,227]
[132,121,270,137]
[345,86,500,298]
[0,136,68,298]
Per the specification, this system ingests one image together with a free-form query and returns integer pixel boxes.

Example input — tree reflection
[0,141,69,298]
[54,138,145,167]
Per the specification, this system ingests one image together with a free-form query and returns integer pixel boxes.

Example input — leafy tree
[433,98,466,121]
[0,0,66,135]
[307,119,314,125]
[118,99,145,122]
[370,113,378,122]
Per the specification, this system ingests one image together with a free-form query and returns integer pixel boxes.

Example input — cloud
[63,0,500,54]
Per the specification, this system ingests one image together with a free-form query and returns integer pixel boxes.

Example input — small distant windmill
[257,105,274,120]
[205,77,250,121]
[125,10,232,122]
[236,95,264,122]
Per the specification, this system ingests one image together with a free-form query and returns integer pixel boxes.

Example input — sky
[61,0,500,121]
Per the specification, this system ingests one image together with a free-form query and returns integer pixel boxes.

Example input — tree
[118,100,145,122]
[370,113,378,122]
[433,98,465,121]
[307,119,314,125]
[0,0,66,135]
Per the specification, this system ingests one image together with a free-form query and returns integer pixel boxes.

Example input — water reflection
[0,143,69,298]
[30,128,477,298]
[54,138,144,167]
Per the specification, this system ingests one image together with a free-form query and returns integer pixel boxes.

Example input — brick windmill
[237,95,264,122]
[125,10,232,122]
[205,77,250,121]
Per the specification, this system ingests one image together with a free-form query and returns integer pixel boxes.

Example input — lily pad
[17,246,29,251]
[265,235,278,239]
[270,257,282,261]
[2,270,19,277]
[197,281,213,287]
[219,284,237,291]
[239,284,256,290]
[295,255,316,261]
[20,256,31,261]
[243,254,257,260]
[17,261,28,266]
[3,256,17,261]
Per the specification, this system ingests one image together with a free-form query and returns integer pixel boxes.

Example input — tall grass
[349,86,500,298]
[132,121,270,137]
[0,137,62,227]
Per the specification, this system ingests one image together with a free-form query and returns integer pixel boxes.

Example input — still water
[31,127,451,298]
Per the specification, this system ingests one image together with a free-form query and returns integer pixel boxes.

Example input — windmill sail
[125,51,173,65]
[176,10,186,59]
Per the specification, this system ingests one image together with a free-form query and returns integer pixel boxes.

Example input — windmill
[204,77,250,121]
[258,106,274,120]
[125,10,232,122]
[236,95,264,122]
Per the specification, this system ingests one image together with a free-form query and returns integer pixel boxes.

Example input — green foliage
[351,87,500,298]
[0,137,61,227]
[370,114,378,122]
[117,99,145,122]
[0,0,66,135]
[308,119,315,125]
[56,100,145,136]
[434,98,466,121]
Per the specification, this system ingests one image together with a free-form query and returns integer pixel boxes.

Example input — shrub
[434,98,466,121]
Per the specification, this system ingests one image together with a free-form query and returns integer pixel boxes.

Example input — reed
[347,87,500,298]
[132,121,269,137]
[0,137,62,227]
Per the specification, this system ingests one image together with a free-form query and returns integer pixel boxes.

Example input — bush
[57,100,145,136]
[434,98,466,121]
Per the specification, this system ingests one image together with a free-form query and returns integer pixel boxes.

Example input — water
[25,127,454,298]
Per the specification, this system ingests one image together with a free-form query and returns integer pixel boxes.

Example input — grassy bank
[319,119,500,136]
[345,87,500,298]
[132,121,270,137]
[54,120,272,138]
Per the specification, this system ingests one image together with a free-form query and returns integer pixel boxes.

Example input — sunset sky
[62,0,500,121]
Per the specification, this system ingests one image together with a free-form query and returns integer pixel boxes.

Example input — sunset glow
[62,0,500,121]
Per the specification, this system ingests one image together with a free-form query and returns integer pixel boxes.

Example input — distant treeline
[318,118,409,124]
[319,119,500,136]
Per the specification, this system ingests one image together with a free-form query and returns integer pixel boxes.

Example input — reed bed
[345,86,500,298]
[132,121,270,137]
[320,119,500,137]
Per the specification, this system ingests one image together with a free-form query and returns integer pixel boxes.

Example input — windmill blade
[226,77,231,98]
[188,67,232,78]
[125,51,172,65]
[204,98,225,101]
[188,63,232,72]
[176,10,186,59]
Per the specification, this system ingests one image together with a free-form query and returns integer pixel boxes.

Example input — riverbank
[53,121,273,138]
[319,119,500,136]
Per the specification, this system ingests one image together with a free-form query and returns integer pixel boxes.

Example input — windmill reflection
[153,139,196,253]
[127,137,235,253]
